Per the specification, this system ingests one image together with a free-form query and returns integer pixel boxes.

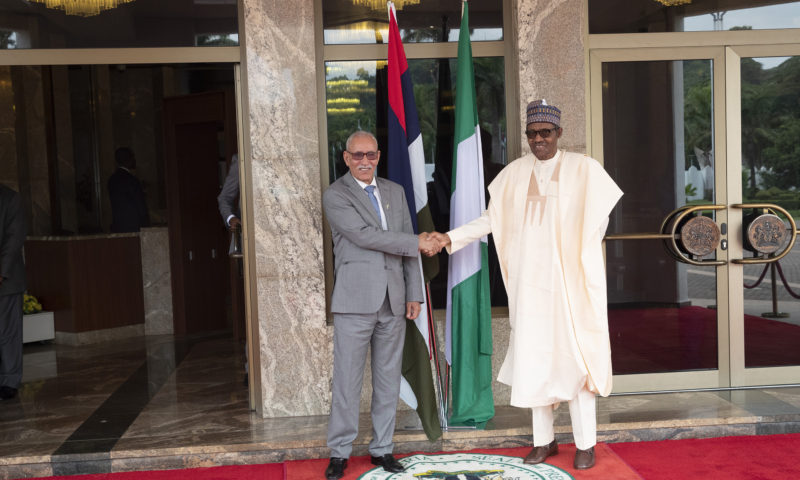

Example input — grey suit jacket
[0,185,26,296]
[323,173,423,317]
[217,155,240,226]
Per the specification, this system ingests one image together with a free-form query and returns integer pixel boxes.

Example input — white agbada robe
[447,150,623,408]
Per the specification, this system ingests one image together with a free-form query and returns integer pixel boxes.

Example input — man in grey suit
[0,184,26,401]
[323,131,437,479]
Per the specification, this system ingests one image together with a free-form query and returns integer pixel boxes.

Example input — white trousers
[531,386,596,451]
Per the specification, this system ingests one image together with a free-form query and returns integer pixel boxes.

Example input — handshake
[417,232,451,257]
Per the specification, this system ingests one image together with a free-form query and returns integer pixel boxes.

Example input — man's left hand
[406,301,421,320]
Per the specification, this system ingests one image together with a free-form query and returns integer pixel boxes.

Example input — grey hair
[345,130,378,151]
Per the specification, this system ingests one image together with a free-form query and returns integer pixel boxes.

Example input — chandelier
[352,0,420,11]
[655,0,691,5]
[30,0,135,17]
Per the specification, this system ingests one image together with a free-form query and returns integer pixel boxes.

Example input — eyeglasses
[347,150,379,161]
[525,128,560,139]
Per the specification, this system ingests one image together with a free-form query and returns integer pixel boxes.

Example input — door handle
[605,204,726,266]
[229,229,244,259]
[730,203,798,264]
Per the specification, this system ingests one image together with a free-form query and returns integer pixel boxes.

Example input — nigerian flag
[445,0,494,426]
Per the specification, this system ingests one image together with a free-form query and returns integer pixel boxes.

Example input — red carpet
[30,435,800,479]
[608,433,800,480]
[609,306,800,374]
[285,444,642,479]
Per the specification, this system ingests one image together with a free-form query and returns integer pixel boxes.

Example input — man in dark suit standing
[108,147,150,233]
[0,184,26,401]
[322,131,437,479]
[217,153,241,233]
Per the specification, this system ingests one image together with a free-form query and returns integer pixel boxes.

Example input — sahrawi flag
[446,0,494,426]
[386,2,442,442]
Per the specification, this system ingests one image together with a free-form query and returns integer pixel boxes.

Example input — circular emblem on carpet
[358,453,574,479]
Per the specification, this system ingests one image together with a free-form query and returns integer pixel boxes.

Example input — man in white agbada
[430,100,622,469]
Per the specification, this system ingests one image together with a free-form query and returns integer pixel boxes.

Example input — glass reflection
[322,0,502,45]
[0,0,238,49]
[740,55,800,368]
[603,59,718,374]
[0,63,235,235]
[325,57,507,307]
[590,0,800,34]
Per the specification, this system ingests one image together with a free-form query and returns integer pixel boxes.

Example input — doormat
[357,452,573,479]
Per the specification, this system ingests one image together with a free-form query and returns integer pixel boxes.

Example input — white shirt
[354,177,387,230]
[532,150,563,193]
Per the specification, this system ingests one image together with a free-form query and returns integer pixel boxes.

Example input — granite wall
[515,0,587,154]
[240,0,330,417]
[140,227,174,336]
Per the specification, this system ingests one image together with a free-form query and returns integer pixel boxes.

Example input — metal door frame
[589,37,800,393]
[727,43,800,387]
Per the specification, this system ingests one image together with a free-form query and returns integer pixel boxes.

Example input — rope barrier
[775,261,800,300]
[743,263,770,289]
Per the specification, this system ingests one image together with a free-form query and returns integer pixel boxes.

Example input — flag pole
[424,283,449,429]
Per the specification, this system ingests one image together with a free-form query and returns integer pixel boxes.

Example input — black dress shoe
[523,439,558,464]
[574,446,595,469]
[370,453,405,473]
[0,386,18,400]
[325,457,347,480]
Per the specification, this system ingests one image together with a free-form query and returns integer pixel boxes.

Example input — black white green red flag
[386,1,442,442]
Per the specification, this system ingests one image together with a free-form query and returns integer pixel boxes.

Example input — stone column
[515,0,587,153]
[240,0,331,417]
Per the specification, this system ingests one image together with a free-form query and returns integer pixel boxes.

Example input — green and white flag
[445,0,494,426]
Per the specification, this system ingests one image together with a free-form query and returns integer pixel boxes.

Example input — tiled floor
[2,334,800,479]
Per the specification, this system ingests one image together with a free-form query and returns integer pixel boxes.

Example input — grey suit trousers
[327,294,406,458]
[0,293,22,389]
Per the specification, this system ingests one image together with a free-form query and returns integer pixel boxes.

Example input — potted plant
[23,293,55,343]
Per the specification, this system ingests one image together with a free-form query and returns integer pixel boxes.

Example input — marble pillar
[241,0,330,417]
[515,0,587,154]
[140,227,174,336]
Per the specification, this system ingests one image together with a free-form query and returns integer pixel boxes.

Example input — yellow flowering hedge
[23,294,43,315]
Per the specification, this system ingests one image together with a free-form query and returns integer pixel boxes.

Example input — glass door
[728,45,800,387]
[591,44,800,392]
[590,47,730,392]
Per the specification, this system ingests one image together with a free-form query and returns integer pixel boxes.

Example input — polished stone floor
[2,333,800,479]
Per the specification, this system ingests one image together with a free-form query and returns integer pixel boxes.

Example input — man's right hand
[418,233,440,257]
[228,217,241,232]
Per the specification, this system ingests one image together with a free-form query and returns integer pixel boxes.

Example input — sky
[684,2,800,69]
